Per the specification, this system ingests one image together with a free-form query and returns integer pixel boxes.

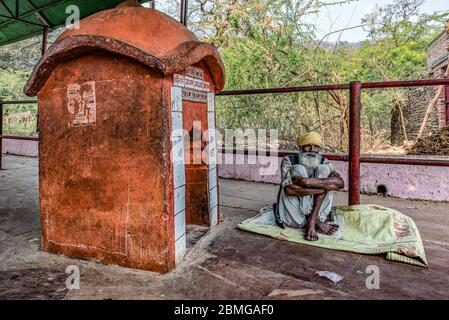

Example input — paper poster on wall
[67,81,96,127]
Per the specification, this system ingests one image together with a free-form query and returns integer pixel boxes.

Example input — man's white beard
[299,153,320,170]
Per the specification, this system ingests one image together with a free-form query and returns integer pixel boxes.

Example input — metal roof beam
[0,0,150,46]
[0,0,15,17]
[27,0,52,28]
[35,11,50,27]
[0,0,69,29]
[0,13,45,27]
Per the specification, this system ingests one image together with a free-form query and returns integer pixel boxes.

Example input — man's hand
[295,171,344,191]
[329,171,341,178]
[284,184,325,197]
[292,175,308,188]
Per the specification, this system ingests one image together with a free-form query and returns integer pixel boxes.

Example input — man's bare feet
[305,227,319,241]
[316,221,339,235]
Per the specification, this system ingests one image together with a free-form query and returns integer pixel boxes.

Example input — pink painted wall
[4,147,448,202]
[218,151,449,202]
[2,139,38,157]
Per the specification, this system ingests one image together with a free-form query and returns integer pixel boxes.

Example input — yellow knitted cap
[297,132,323,147]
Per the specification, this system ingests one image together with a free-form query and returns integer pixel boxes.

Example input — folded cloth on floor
[237,204,428,268]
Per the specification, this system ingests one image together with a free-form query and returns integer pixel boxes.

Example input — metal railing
[2,79,449,206]
[219,148,449,167]
[0,99,38,169]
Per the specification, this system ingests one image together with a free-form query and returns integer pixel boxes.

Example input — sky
[152,0,449,43]
[310,0,449,43]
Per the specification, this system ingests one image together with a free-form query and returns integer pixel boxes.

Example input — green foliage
[0,68,37,136]
[0,0,448,147]
[0,28,62,135]
[200,0,449,151]
[359,0,446,80]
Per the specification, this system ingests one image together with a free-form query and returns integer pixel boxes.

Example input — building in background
[391,22,449,145]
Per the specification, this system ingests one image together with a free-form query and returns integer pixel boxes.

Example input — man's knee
[291,164,308,178]
[317,164,331,178]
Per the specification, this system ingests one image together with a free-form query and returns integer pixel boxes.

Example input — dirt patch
[407,128,449,156]
[186,225,209,250]
[0,207,39,237]
[0,268,69,300]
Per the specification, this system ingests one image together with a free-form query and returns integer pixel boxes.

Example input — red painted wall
[38,52,174,272]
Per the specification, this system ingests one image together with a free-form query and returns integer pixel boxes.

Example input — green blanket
[237,204,428,268]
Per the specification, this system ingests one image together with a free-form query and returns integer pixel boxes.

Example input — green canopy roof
[0,0,148,46]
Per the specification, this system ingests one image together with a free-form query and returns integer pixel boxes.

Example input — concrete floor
[0,155,448,299]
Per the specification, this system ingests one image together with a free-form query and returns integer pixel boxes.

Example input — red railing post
[180,0,188,26]
[349,81,362,205]
[0,102,3,170]
[42,26,48,56]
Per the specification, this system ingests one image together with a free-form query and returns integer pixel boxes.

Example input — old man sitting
[273,132,345,241]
